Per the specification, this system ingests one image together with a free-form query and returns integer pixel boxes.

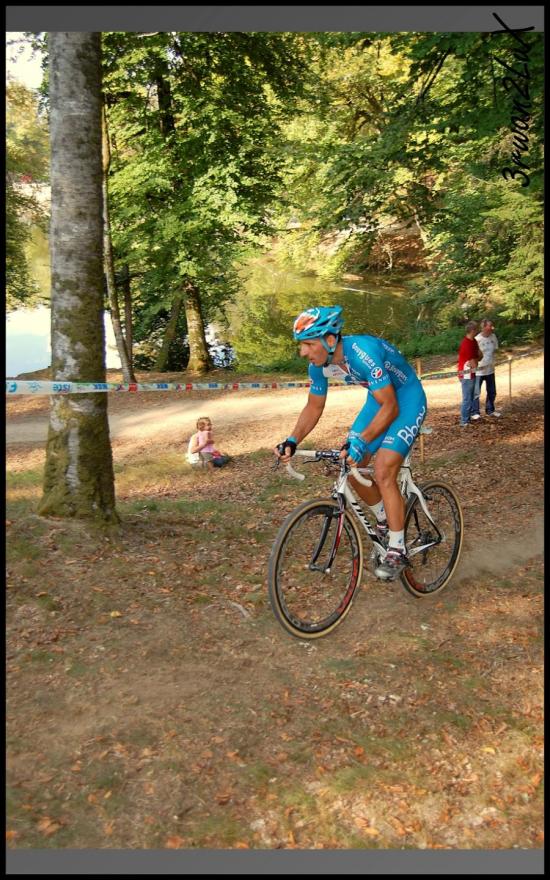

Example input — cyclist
[274,305,427,580]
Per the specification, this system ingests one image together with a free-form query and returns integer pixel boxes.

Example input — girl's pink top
[197,429,215,454]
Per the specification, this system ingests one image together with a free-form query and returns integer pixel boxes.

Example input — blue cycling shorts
[351,386,428,459]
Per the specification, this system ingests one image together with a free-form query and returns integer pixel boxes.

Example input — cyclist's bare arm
[274,392,326,462]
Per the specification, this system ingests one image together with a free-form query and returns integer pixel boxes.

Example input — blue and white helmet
[292,306,344,364]
[292,306,344,341]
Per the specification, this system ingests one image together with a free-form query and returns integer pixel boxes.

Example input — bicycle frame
[286,442,442,566]
[342,454,443,562]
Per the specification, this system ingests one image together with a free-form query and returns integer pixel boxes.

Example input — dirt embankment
[5,352,544,851]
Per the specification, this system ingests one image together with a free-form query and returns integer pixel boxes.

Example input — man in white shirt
[472,318,501,419]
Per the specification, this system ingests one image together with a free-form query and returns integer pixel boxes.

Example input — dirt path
[4,353,544,444]
[6,357,544,851]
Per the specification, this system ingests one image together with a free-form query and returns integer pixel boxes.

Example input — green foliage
[15,30,543,357]
[6,80,49,310]
[395,326,465,359]
[101,32,310,357]
[267,31,544,325]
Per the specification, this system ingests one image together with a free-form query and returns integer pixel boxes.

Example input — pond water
[8,229,422,375]
[226,260,420,367]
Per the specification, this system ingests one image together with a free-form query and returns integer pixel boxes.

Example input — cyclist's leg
[348,395,382,506]
[373,448,406,531]
[348,388,426,527]
[372,389,427,578]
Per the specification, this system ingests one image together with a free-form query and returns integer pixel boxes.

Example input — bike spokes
[401,482,463,596]
[268,501,362,638]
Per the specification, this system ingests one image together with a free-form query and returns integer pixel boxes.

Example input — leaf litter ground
[6,384,543,850]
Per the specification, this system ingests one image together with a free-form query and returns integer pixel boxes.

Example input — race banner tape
[5,349,542,395]
[5,379,319,396]
[421,348,544,381]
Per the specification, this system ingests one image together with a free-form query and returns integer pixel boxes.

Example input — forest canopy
[7,29,544,369]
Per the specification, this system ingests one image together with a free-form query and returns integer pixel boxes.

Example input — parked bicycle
[268,428,463,639]
[210,344,236,369]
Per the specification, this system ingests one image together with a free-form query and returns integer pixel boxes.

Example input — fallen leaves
[354,818,380,837]
[4,389,544,852]
[37,816,62,836]
[165,835,187,849]
[388,816,407,837]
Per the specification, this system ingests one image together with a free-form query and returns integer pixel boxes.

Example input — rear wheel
[268,498,363,639]
[400,481,463,597]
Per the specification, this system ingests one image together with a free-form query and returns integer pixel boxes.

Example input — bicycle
[268,428,464,639]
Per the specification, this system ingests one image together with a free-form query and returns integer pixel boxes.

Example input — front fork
[308,494,346,574]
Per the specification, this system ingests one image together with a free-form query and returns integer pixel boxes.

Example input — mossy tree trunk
[38,32,118,522]
[102,104,135,383]
[121,264,134,369]
[184,281,213,373]
[154,292,184,372]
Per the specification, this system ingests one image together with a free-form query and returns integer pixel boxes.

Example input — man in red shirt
[457,321,482,427]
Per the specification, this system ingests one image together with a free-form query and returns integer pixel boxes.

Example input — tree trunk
[38,33,118,522]
[154,69,212,374]
[185,281,213,373]
[102,105,135,383]
[121,263,133,367]
[413,211,430,249]
[154,292,184,372]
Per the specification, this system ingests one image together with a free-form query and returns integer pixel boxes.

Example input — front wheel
[268,498,363,639]
[400,481,463,597]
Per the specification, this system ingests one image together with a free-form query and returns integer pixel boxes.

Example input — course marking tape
[5,349,543,395]
[5,379,319,396]
[420,348,543,380]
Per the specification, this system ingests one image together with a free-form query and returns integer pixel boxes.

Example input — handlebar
[284,449,372,486]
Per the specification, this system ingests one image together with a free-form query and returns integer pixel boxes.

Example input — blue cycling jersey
[308,335,427,458]
[308,335,420,396]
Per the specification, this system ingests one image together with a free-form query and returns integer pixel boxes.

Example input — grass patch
[35,593,62,612]
[124,725,159,748]
[191,593,214,605]
[435,710,473,732]
[243,761,273,788]
[463,674,489,691]
[429,650,466,669]
[6,538,45,564]
[118,497,233,517]
[277,786,318,813]
[329,763,383,792]
[357,733,411,762]
[26,649,58,666]
[65,660,89,677]
[6,498,40,518]
[322,658,360,678]
[6,467,44,489]
[188,814,252,848]
[115,453,188,484]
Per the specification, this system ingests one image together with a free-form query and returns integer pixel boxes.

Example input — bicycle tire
[400,480,463,597]
[268,498,364,639]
